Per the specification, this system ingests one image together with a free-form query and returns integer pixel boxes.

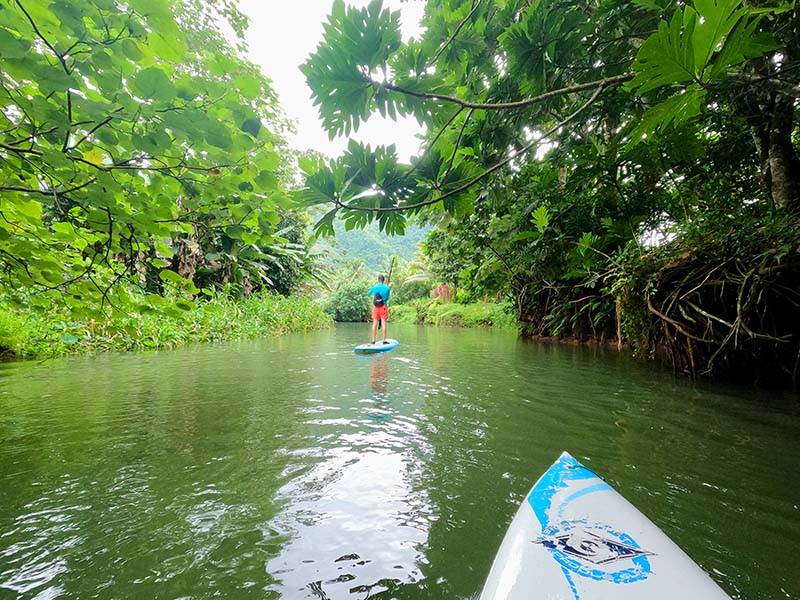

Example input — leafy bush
[387,304,419,324]
[0,0,303,313]
[0,308,28,357]
[392,278,435,304]
[323,279,372,322]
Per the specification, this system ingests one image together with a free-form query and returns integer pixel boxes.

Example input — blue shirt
[368,283,391,304]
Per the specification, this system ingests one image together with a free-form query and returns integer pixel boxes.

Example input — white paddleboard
[480,452,732,600]
[353,339,399,353]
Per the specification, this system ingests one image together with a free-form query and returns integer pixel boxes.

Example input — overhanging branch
[0,179,96,195]
[14,0,71,75]
[381,73,634,111]
[334,84,607,213]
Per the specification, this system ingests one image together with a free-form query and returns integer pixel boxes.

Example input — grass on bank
[0,291,331,359]
[390,300,518,330]
[321,280,517,330]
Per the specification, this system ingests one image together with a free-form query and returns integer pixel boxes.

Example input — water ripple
[0,324,798,599]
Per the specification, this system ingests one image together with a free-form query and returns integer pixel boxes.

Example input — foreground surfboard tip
[480,451,732,600]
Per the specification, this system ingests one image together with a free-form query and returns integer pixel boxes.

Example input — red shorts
[372,305,389,320]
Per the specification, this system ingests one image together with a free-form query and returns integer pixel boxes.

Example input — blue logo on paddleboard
[528,454,653,593]
[535,521,653,583]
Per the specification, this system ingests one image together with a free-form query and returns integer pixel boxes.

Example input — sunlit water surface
[1,323,798,599]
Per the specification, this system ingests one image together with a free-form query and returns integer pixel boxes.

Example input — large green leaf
[301,0,402,137]
[691,0,748,74]
[628,0,775,95]
[625,0,780,145]
[0,27,31,58]
[627,9,699,95]
[131,66,176,102]
[626,85,706,148]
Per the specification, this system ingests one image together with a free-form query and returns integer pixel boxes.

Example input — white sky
[238,0,427,162]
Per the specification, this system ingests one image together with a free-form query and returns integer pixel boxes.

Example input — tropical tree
[390,256,436,304]
[299,0,795,221]
[299,0,800,384]
[0,0,297,318]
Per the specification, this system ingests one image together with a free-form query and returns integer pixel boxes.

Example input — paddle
[378,256,398,331]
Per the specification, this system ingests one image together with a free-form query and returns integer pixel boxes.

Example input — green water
[1,323,798,600]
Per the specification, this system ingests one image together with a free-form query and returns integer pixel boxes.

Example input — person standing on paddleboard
[368,275,391,345]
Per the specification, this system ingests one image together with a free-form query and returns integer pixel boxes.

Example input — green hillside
[316,222,429,273]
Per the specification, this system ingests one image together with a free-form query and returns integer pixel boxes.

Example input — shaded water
[1,323,798,599]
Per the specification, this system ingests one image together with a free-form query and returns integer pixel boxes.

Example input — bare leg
[371,318,378,343]
[381,318,387,341]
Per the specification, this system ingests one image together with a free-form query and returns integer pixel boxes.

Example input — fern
[531,204,551,234]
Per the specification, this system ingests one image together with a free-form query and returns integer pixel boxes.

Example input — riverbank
[0,292,331,359]
[390,300,518,330]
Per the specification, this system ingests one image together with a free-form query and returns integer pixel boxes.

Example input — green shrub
[393,278,435,304]
[425,301,517,329]
[387,304,419,324]
[0,307,27,357]
[323,279,372,322]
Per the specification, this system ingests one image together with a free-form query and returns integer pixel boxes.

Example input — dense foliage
[0,0,312,324]
[0,291,330,358]
[321,254,435,321]
[391,300,518,329]
[301,0,800,386]
[323,278,373,322]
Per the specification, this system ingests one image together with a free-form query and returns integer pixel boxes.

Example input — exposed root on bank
[645,251,800,388]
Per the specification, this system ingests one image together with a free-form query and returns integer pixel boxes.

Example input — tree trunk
[176,238,203,282]
[767,96,800,210]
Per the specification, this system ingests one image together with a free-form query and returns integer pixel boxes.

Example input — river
[1,323,798,599]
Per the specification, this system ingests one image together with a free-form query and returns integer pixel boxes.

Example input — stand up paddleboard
[480,451,732,600]
[354,339,399,353]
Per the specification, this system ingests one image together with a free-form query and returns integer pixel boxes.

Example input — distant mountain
[315,221,429,272]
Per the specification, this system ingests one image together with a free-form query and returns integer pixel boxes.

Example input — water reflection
[265,352,432,599]
[366,354,391,423]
